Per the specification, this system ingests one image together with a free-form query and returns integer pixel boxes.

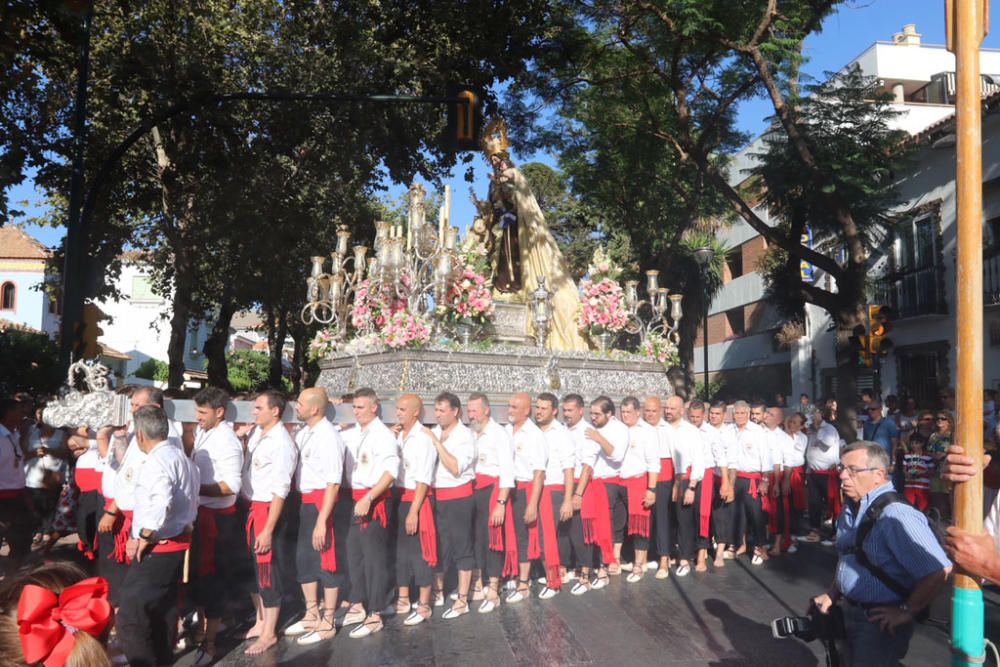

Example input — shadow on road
[703,597,821,667]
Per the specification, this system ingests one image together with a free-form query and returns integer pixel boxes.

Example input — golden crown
[480,117,510,158]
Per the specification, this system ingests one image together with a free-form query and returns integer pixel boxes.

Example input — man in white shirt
[505,392,547,603]
[189,387,243,665]
[467,392,515,613]
[392,394,437,626]
[727,400,770,565]
[782,412,809,546]
[98,386,179,606]
[286,387,345,646]
[586,396,628,576]
[429,392,477,618]
[118,405,199,667]
[617,396,659,583]
[69,424,104,561]
[665,396,704,576]
[763,407,793,556]
[341,388,399,638]
[0,399,30,566]
[643,395,673,579]
[690,400,731,569]
[241,390,298,655]
[534,393,575,599]
[805,406,843,544]
[561,394,602,595]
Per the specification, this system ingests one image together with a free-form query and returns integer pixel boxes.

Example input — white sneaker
[284,618,315,636]
[536,577,547,585]
[538,586,559,600]
[655,568,670,579]
[433,591,445,607]
[625,572,643,584]
[591,576,609,590]
[646,561,658,570]
[787,544,799,554]
[751,553,764,566]
[675,564,691,577]
[820,539,834,547]
[561,571,577,583]
[570,581,590,596]
[477,598,498,614]
[505,587,529,604]
[620,562,634,572]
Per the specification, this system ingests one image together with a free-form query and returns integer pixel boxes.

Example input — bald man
[392,394,437,626]
[644,396,674,578]
[286,388,345,646]
[505,392,548,603]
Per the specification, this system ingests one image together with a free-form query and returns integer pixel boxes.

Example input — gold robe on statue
[501,166,590,352]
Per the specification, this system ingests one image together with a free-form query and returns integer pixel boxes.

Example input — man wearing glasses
[862,402,899,459]
[811,441,951,666]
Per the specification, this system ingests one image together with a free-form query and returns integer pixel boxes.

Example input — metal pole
[703,284,710,401]
[58,3,93,371]
[948,0,987,664]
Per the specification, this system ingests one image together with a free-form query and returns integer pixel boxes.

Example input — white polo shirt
[507,419,547,483]
[726,421,769,474]
[132,440,199,540]
[591,417,628,480]
[620,420,661,480]
[345,418,398,490]
[665,419,705,481]
[431,422,477,488]
[241,422,298,502]
[396,424,437,491]
[295,417,345,494]
[539,421,575,486]
[473,418,515,488]
[192,422,243,509]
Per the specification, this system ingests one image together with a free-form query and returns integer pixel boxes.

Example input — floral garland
[307,327,339,362]
[578,277,629,335]
[350,278,408,330]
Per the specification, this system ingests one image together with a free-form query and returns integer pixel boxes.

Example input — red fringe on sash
[580,477,617,565]
[736,471,762,499]
[697,470,714,538]
[539,486,563,589]
[246,501,273,588]
[476,475,518,577]
[399,487,438,569]
[788,466,807,511]
[351,487,389,529]
[622,475,651,538]
[303,489,338,572]
[196,505,235,576]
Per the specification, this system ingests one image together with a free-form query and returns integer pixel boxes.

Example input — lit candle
[646,270,659,295]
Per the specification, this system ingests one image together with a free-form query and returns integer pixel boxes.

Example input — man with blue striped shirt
[812,441,951,666]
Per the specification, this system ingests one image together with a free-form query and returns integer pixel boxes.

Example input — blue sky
[10,0,1000,249]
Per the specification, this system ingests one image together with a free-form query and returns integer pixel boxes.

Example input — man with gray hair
[812,441,951,666]
[118,404,199,667]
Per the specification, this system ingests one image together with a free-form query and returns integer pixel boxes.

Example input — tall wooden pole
[947,0,988,664]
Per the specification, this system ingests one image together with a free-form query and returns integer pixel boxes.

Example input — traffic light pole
[947,0,987,664]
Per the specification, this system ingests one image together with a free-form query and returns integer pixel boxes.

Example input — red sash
[113,508,134,564]
[0,489,23,499]
[434,480,474,501]
[152,532,192,553]
[75,467,102,493]
[351,487,389,528]
[246,500,273,588]
[812,468,843,516]
[658,457,675,482]
[398,487,438,568]
[516,480,542,560]
[788,466,807,511]
[475,474,517,577]
[580,477,616,565]
[539,485,563,589]
[196,505,236,576]
[302,489,338,572]
[736,471,762,499]
[621,474,651,537]
[692,469,715,538]
[764,472,779,532]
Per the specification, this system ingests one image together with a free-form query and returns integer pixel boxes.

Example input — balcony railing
[871,266,947,319]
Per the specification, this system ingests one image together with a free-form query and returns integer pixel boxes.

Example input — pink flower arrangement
[307,327,339,362]
[351,279,407,330]
[577,278,629,334]
[642,331,680,368]
[441,266,494,325]
[381,311,432,349]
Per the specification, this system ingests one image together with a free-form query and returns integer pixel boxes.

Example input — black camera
[771,615,815,641]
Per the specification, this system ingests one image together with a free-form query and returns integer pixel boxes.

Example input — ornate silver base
[315,346,674,404]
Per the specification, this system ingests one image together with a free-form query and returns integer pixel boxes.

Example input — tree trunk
[832,277,867,441]
[290,324,305,395]
[268,306,288,390]
[166,271,193,390]
[204,296,236,391]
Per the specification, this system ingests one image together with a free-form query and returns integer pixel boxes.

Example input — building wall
[0,259,58,336]
[95,261,209,379]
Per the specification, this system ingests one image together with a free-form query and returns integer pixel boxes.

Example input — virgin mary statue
[481,119,590,352]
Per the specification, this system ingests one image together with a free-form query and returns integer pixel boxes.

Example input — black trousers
[472,484,506,579]
[674,479,699,561]
[435,493,476,573]
[396,499,434,589]
[97,524,129,606]
[605,482,628,544]
[733,476,767,547]
[28,486,60,535]
[808,471,831,533]
[119,549,184,667]
[712,474,734,549]
[653,479,674,558]
[0,492,33,565]
[347,515,392,614]
[566,510,599,569]
[192,509,242,618]
[511,486,535,563]
[248,506,292,608]
[295,501,346,590]
[76,489,102,555]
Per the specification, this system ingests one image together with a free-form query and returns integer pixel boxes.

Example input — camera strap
[848,491,911,601]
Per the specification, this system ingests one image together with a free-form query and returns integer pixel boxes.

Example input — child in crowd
[902,431,935,512]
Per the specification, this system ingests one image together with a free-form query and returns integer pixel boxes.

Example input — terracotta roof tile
[0,317,45,335]
[0,225,51,260]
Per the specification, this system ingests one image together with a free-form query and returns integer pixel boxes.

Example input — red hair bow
[17,577,113,667]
